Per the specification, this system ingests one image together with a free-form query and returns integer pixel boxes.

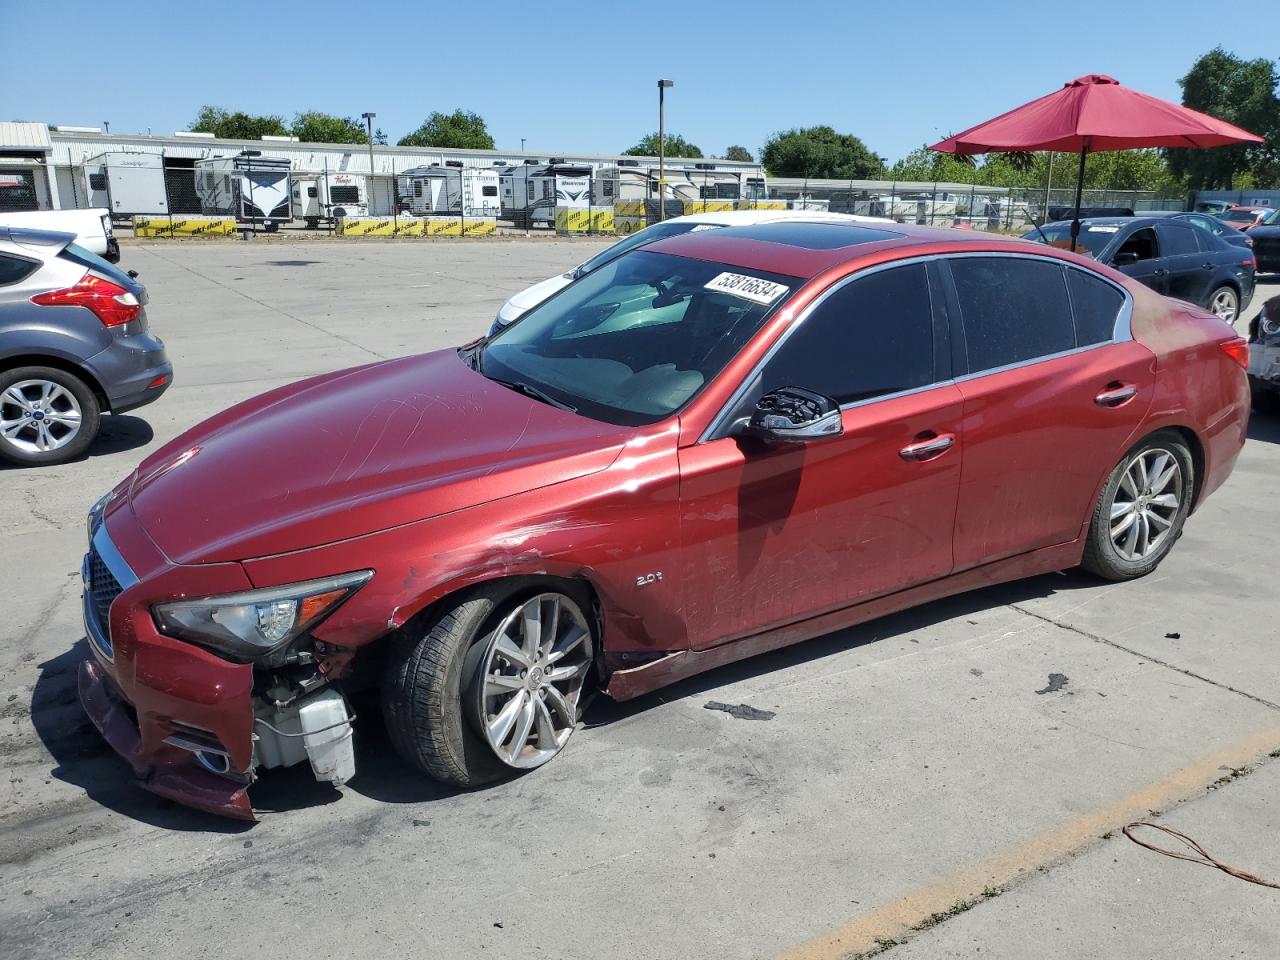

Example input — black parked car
[1246,209,1280,275]
[1024,217,1256,323]
[1171,212,1255,253]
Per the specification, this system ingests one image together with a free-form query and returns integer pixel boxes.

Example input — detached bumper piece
[78,658,255,821]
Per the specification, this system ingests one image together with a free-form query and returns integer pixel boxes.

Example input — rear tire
[0,366,100,466]
[1081,431,1194,582]
[1207,286,1239,324]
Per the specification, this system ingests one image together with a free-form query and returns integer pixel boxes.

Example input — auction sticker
[705,272,789,305]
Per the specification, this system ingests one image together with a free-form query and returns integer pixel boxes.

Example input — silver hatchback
[0,227,172,465]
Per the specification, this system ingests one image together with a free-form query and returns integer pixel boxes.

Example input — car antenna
[1029,214,1050,244]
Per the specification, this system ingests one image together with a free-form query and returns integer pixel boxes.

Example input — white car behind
[489,209,893,335]
[0,208,118,262]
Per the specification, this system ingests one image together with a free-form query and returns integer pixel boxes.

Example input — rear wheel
[1081,432,1194,581]
[1208,286,1239,324]
[0,366,100,466]
[382,582,594,787]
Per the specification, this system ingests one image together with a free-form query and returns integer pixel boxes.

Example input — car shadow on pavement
[583,570,1087,728]
[1248,413,1280,445]
[30,640,253,833]
[0,416,153,471]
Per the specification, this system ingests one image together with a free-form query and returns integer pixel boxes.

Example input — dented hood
[128,351,629,564]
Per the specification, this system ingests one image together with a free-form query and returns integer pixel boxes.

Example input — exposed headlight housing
[153,570,372,665]
[1262,311,1280,338]
[87,490,113,543]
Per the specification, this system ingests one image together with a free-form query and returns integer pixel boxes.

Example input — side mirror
[1112,251,1140,267]
[736,387,842,444]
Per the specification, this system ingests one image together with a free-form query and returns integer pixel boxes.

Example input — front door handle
[1202,262,1214,270]
[900,432,955,462]
[1095,382,1137,407]
[1152,268,1169,277]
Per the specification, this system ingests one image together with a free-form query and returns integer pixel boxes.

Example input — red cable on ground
[1123,821,1280,890]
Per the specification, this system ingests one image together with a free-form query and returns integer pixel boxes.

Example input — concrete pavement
[1,239,1277,960]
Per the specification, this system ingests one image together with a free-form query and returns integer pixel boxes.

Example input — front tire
[382,583,594,787]
[0,366,101,466]
[1081,432,1194,581]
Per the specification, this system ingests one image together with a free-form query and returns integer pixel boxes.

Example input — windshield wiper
[487,375,578,413]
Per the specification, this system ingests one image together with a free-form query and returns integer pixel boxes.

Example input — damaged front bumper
[77,508,356,821]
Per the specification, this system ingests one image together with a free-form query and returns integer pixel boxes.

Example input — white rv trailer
[292,172,369,227]
[194,154,293,229]
[396,164,500,218]
[82,152,169,217]
[594,161,764,204]
[499,162,593,227]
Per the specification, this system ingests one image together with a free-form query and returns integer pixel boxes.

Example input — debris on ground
[704,701,776,721]
[1165,632,1181,639]
[1035,673,1069,695]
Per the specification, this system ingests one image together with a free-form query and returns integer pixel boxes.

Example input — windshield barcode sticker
[705,272,788,305]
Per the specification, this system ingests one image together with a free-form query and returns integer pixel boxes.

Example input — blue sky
[3,0,1276,161]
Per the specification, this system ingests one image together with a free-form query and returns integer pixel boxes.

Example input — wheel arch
[0,353,110,412]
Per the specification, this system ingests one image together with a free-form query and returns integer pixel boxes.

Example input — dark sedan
[1025,217,1255,322]
[1246,209,1280,274]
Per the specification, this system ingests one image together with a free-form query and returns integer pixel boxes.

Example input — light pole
[657,79,673,221]
[521,138,526,152]
[362,111,376,213]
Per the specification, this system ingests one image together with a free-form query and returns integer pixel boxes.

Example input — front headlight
[1262,311,1280,339]
[153,570,372,664]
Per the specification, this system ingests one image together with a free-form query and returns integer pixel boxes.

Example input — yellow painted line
[779,726,1280,960]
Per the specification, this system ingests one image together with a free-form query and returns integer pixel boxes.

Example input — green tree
[723,144,754,162]
[1166,47,1280,190]
[189,105,288,140]
[624,133,703,158]
[373,128,388,145]
[290,111,368,144]
[761,126,882,179]
[398,110,495,149]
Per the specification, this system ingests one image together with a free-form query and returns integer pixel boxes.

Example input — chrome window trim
[84,523,138,663]
[699,250,1133,443]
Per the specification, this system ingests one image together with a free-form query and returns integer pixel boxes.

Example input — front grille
[86,543,123,658]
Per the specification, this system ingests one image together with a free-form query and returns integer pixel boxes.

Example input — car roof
[0,226,75,254]
[665,209,894,227]
[648,220,1027,279]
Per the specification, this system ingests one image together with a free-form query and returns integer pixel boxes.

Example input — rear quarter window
[0,252,39,286]
[1066,269,1125,346]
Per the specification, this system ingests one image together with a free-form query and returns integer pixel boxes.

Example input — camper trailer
[195,154,293,229]
[500,162,593,228]
[396,164,500,218]
[292,172,368,227]
[594,161,758,204]
[82,152,168,218]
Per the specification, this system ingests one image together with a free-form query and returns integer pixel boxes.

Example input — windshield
[481,250,798,426]
[574,220,721,277]
[1022,222,1114,258]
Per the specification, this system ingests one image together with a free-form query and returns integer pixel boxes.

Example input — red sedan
[78,221,1250,819]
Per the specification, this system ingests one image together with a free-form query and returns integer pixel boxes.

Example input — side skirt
[604,539,1083,701]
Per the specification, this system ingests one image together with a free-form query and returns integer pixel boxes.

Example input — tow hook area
[252,687,357,787]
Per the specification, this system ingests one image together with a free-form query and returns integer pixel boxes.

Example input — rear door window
[1066,269,1125,346]
[1157,223,1200,256]
[949,257,1075,372]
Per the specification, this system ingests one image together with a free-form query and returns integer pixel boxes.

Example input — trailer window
[89,173,107,191]
[329,186,359,203]
[482,185,497,197]
[414,182,423,197]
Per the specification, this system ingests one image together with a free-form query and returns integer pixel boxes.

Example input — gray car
[0,227,172,466]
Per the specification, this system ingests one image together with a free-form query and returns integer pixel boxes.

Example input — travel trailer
[82,152,168,218]
[396,164,500,218]
[500,162,593,227]
[194,154,293,229]
[594,161,763,204]
[292,172,368,227]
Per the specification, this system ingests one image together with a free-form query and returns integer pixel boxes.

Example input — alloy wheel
[1109,448,1183,561]
[1209,288,1238,322]
[0,380,83,454]
[476,593,593,769]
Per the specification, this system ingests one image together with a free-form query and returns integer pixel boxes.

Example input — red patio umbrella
[929,74,1264,248]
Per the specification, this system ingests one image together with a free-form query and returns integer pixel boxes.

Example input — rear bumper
[85,327,172,413]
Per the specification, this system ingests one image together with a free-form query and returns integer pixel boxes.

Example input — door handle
[1152,268,1169,277]
[1094,383,1137,407]
[900,432,955,462]
[1202,262,1214,270]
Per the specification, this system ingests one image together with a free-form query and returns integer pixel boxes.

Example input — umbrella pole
[1069,145,1087,252]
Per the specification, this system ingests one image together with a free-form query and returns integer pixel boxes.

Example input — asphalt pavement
[2,237,1278,960]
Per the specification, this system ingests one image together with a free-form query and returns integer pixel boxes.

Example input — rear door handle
[1202,262,1214,270]
[1152,268,1169,277]
[900,432,955,462]
[1095,383,1137,407]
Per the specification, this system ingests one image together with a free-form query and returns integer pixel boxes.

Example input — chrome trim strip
[699,249,1134,443]
[84,523,139,663]
[92,522,139,591]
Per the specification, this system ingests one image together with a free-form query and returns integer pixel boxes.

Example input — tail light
[30,274,140,328]
[1242,256,1256,270]
[1219,338,1249,370]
